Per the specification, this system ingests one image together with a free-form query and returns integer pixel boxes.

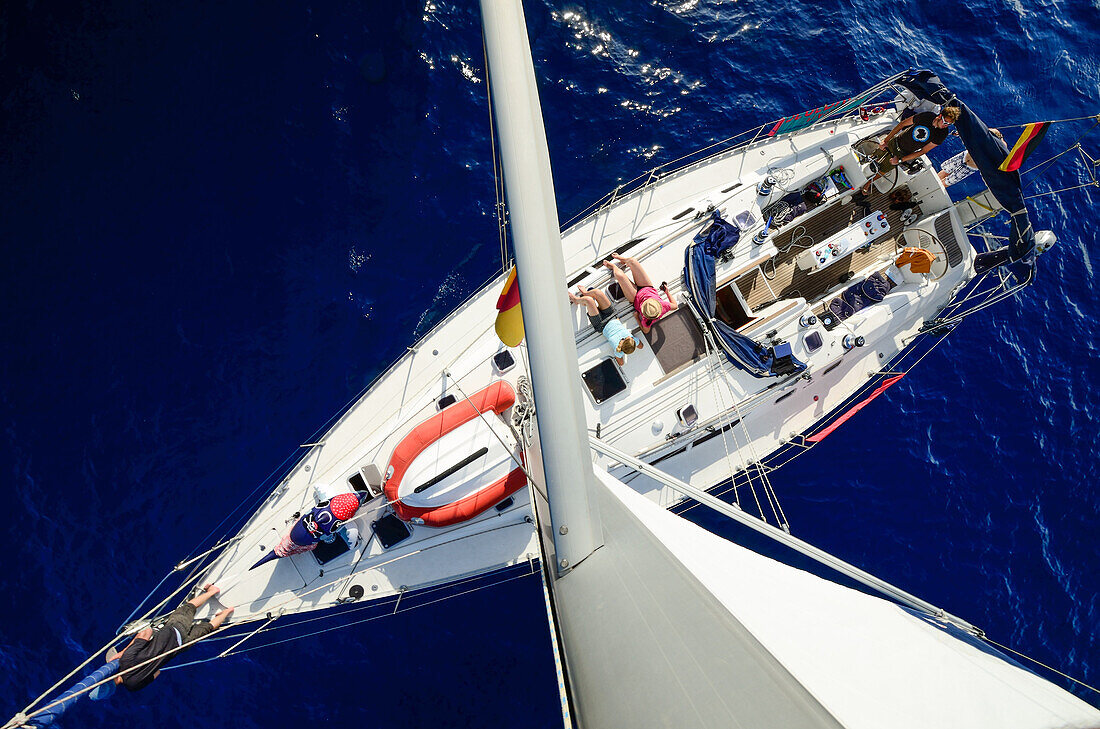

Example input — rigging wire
[978,635,1100,698]
[166,566,540,669]
[482,36,509,273]
[193,562,526,645]
[996,113,1100,129]
[1022,117,1100,190]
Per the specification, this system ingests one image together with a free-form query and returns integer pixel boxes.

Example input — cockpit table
[796,210,891,272]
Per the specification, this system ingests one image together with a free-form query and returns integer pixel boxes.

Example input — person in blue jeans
[569,285,643,366]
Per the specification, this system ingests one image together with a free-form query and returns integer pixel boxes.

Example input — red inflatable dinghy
[384,381,526,527]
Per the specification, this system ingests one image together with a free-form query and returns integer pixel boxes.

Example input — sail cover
[683,211,806,378]
[895,70,1036,278]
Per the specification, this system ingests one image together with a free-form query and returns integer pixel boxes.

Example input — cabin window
[804,331,823,352]
[582,358,628,404]
[493,350,516,373]
[677,404,698,428]
[372,513,412,549]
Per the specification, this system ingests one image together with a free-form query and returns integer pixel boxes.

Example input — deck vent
[493,350,516,373]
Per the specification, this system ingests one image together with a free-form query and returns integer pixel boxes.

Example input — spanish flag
[999,122,1050,172]
[494,266,524,347]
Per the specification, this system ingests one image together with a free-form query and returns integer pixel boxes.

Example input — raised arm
[661,283,678,311]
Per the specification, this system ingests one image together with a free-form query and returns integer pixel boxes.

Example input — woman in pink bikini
[603,253,677,333]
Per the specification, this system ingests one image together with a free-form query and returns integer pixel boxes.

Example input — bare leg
[860,139,892,195]
[568,289,599,317]
[602,260,638,302]
[578,284,614,310]
[612,254,655,289]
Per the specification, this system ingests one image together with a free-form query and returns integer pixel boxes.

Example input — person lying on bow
[112,584,234,692]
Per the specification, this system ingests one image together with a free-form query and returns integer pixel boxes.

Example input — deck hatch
[582,358,628,404]
[372,513,412,549]
[644,308,707,374]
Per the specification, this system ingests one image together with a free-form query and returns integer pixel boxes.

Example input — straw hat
[641,298,663,320]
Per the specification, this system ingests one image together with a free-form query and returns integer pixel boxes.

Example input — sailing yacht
[7,1,1098,727]
[165,65,1047,625]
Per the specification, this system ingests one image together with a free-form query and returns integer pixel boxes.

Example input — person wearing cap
[109,584,234,693]
[602,253,677,333]
[568,285,643,366]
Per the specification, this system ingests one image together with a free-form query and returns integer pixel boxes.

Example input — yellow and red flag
[999,122,1050,172]
[494,266,524,347]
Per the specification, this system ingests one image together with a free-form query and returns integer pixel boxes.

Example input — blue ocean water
[1,0,1097,726]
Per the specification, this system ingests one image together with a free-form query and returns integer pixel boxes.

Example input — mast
[478,0,602,573]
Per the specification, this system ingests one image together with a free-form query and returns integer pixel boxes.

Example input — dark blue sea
[2,1,1097,726]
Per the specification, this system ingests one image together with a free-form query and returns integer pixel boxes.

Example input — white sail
[548,465,1100,729]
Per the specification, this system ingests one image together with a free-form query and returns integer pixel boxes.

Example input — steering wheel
[899,230,949,282]
[854,137,901,195]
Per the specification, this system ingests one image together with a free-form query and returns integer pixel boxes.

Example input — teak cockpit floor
[738,188,907,310]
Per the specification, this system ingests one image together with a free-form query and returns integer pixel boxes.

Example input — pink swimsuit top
[634,286,672,328]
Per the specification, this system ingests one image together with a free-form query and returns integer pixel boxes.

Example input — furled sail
[683,211,806,378]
